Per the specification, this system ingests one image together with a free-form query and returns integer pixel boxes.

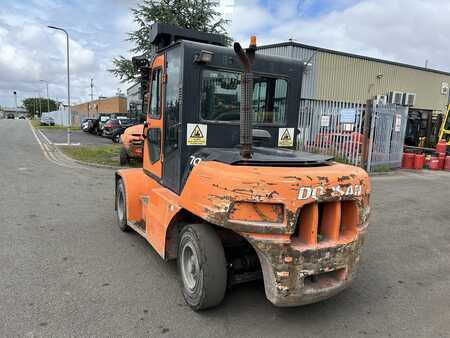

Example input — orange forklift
[115,23,371,310]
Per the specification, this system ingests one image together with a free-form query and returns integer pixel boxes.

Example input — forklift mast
[438,105,450,144]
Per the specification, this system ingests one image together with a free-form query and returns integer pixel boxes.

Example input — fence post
[366,101,377,172]
[361,100,372,169]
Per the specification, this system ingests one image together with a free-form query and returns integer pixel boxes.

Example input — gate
[298,99,408,171]
[298,100,365,166]
[367,102,409,171]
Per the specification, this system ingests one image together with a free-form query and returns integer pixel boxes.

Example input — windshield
[200,69,287,124]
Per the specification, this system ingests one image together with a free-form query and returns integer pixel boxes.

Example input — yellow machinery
[438,105,450,144]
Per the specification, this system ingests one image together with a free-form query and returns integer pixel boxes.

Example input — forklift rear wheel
[178,224,227,311]
[119,147,129,166]
[115,179,129,232]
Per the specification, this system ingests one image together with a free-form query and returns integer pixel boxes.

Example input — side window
[147,128,161,163]
[149,69,161,118]
[164,48,182,154]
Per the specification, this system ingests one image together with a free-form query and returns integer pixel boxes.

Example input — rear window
[200,69,287,124]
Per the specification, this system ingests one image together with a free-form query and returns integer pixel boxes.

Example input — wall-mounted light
[193,50,214,64]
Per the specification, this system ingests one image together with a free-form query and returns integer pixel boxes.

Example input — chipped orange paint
[119,160,370,257]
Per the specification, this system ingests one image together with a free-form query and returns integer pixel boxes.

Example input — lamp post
[35,90,42,116]
[48,25,71,144]
[40,80,50,113]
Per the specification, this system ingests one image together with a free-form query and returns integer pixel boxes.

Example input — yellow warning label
[278,128,294,147]
[187,123,207,146]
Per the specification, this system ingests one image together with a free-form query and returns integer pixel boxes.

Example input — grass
[30,119,80,131]
[371,164,392,172]
[59,144,122,166]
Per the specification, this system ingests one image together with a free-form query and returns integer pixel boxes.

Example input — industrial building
[71,95,127,125]
[259,41,450,146]
[126,82,144,120]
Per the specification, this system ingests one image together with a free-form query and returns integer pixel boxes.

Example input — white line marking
[27,120,81,169]
[37,128,53,145]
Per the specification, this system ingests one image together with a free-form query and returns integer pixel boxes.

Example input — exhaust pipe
[234,37,256,159]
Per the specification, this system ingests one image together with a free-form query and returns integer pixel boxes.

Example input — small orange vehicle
[119,124,144,165]
[115,23,371,311]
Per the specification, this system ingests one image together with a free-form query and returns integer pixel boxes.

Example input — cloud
[1,0,449,108]
[0,0,133,107]
[229,0,450,72]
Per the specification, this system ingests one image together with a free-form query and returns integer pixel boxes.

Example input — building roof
[258,41,450,77]
[0,107,27,113]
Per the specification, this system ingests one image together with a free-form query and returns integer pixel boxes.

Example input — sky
[0,0,449,108]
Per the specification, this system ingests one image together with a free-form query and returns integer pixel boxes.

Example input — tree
[110,0,231,82]
[22,97,59,116]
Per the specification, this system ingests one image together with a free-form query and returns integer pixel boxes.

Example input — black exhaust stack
[234,37,256,159]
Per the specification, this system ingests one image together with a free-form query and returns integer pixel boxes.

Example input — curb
[369,170,398,177]
[54,145,124,170]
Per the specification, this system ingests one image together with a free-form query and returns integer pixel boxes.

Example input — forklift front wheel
[119,147,129,166]
[115,179,129,232]
[178,224,227,311]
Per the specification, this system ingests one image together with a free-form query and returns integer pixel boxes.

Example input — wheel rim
[181,242,200,291]
[117,187,124,222]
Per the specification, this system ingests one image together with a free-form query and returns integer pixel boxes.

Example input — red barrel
[414,154,425,170]
[445,156,450,171]
[401,153,415,169]
[436,140,447,154]
[429,155,442,170]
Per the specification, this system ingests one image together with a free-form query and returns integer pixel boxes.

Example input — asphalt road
[40,128,113,146]
[1,119,449,337]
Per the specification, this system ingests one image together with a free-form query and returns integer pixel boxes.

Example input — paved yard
[1,119,449,337]
[39,128,113,146]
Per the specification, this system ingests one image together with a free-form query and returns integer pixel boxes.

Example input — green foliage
[110,0,231,82]
[23,97,59,116]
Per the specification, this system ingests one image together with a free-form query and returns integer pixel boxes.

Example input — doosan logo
[298,185,362,200]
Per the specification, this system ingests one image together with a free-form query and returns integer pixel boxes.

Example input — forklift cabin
[117,24,371,311]
[142,24,305,194]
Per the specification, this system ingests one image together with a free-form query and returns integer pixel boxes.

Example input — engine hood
[180,160,371,234]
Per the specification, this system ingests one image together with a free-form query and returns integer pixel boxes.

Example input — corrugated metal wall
[259,44,450,112]
[258,45,317,99]
[315,52,450,111]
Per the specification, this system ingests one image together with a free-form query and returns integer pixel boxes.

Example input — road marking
[37,128,53,145]
[27,120,82,169]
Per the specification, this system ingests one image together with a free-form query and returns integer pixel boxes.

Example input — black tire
[178,224,227,311]
[119,147,129,166]
[115,179,129,232]
[113,134,121,143]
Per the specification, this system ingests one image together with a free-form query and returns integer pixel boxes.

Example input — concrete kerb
[53,144,123,170]
[31,122,123,170]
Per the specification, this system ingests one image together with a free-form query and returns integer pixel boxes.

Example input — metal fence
[367,103,409,171]
[298,100,365,166]
[297,99,408,171]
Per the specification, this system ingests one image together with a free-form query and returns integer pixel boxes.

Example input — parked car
[97,115,111,135]
[110,118,140,143]
[18,115,26,119]
[40,116,55,126]
[7,113,15,119]
[81,118,98,133]
[119,124,144,165]
[102,118,122,138]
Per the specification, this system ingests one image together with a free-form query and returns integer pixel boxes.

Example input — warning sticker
[187,123,207,146]
[278,128,294,147]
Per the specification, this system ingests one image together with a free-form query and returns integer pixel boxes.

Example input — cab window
[200,69,288,124]
[149,69,161,118]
